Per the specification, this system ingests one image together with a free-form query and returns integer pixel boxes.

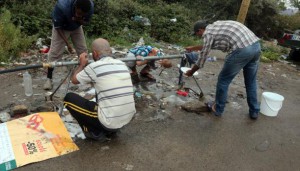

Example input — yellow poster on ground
[0,112,79,171]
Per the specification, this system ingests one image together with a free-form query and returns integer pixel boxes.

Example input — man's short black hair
[191,20,208,35]
[75,0,92,13]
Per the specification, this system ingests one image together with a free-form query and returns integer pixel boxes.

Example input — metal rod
[192,75,204,98]
[50,68,73,101]
[0,54,183,74]
[58,66,75,116]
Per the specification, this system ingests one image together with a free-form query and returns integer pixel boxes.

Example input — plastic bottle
[23,71,33,96]
[137,37,145,46]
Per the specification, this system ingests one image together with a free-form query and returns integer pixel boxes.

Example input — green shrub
[0,9,35,62]
[261,50,280,62]
[5,0,54,37]
[85,0,193,43]
[276,13,300,32]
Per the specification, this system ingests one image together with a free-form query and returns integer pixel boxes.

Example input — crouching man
[64,38,136,141]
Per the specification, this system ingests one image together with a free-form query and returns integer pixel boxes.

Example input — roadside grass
[260,40,289,63]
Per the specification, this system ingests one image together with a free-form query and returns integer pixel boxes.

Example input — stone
[31,101,55,113]
[11,105,28,117]
[0,111,11,122]
[181,100,209,115]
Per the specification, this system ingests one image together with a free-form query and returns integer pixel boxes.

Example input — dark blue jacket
[52,0,94,31]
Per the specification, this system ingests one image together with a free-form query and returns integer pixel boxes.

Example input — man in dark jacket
[44,0,94,90]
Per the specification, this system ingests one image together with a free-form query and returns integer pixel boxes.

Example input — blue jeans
[215,41,261,115]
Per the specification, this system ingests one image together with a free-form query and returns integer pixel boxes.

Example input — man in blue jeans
[185,20,261,120]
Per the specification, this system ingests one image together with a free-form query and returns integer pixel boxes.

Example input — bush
[260,41,282,62]
[261,50,280,62]
[85,0,193,43]
[276,13,300,32]
[5,0,54,37]
[0,9,35,62]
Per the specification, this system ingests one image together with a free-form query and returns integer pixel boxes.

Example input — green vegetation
[261,51,281,62]
[260,40,289,62]
[276,13,300,32]
[0,0,299,62]
[0,9,35,62]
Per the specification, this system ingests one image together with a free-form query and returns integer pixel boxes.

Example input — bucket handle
[263,97,282,111]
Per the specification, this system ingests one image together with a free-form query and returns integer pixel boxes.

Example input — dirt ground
[1,49,300,171]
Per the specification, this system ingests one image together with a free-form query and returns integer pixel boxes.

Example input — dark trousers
[64,92,117,135]
[47,67,54,79]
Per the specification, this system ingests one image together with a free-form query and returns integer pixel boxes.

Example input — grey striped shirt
[196,20,260,68]
[76,57,136,129]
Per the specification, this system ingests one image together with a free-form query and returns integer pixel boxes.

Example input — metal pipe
[0,54,183,74]
[0,64,43,74]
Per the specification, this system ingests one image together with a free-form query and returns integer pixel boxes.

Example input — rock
[11,105,28,117]
[125,164,134,171]
[181,100,209,115]
[101,146,110,151]
[0,111,11,122]
[255,140,270,152]
[160,102,167,109]
[31,101,55,113]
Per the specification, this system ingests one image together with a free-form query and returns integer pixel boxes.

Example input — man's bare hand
[184,69,194,77]
[184,65,200,77]
[79,52,88,67]
[67,44,75,54]
[185,46,194,52]
[158,59,172,68]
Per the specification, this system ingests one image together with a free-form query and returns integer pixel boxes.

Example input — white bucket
[260,92,284,117]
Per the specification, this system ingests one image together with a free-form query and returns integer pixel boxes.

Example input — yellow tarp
[0,112,79,171]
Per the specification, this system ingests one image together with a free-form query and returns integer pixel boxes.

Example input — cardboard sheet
[0,112,79,171]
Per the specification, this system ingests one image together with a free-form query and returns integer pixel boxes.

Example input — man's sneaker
[206,101,222,117]
[43,78,53,90]
[84,131,107,142]
[106,130,119,139]
[249,113,258,120]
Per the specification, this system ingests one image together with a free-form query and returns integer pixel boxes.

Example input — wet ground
[1,49,300,170]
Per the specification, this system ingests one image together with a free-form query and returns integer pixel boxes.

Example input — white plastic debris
[136,37,145,46]
[164,95,186,106]
[85,88,96,95]
[64,122,85,139]
[36,38,44,48]
[231,102,242,110]
[170,18,177,22]
[61,114,76,122]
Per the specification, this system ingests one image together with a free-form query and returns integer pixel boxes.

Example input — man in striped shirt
[185,20,261,120]
[64,38,136,141]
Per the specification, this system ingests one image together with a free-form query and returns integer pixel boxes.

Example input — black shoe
[131,73,140,84]
[84,131,107,142]
[106,131,118,139]
[249,113,258,120]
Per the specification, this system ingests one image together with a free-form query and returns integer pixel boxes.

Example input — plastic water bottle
[23,71,33,96]
[137,37,145,46]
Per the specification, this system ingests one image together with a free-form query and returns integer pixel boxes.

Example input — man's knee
[64,92,77,102]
